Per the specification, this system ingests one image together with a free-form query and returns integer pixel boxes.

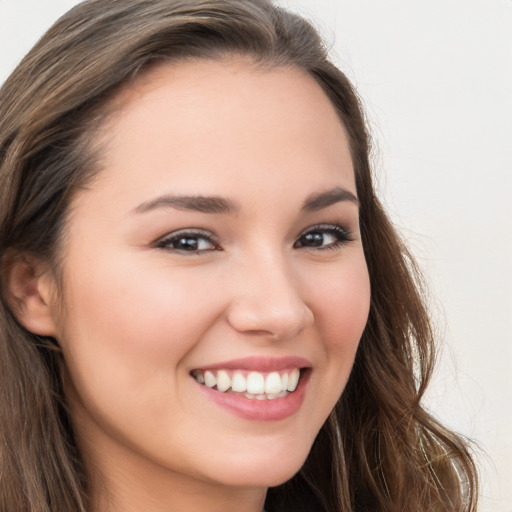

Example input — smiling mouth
[191,368,304,400]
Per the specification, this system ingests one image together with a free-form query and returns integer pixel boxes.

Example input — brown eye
[294,225,352,250]
[299,232,328,247]
[156,230,219,253]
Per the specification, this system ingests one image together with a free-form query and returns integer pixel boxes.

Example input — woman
[0,1,478,511]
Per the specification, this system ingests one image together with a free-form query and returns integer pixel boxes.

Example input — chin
[215,467,302,489]
[202,444,311,489]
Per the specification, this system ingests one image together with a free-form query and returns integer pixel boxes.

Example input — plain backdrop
[1,1,511,510]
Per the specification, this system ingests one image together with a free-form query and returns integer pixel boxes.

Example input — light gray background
[1,1,510,510]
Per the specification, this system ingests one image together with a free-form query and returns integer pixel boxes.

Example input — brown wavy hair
[0,1,478,511]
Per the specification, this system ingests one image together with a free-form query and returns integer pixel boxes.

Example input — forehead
[84,58,355,208]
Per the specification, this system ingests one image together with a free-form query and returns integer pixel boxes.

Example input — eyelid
[152,223,354,253]
[154,228,220,251]
[301,223,352,235]
[294,223,354,249]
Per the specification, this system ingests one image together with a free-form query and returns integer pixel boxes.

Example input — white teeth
[287,368,300,392]
[193,368,303,396]
[265,372,283,394]
[247,371,265,394]
[216,370,231,392]
[231,372,247,392]
[204,370,217,388]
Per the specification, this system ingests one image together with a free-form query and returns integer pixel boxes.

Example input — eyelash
[155,224,353,254]
[155,229,220,253]
[293,224,354,251]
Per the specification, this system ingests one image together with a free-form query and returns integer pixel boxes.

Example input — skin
[20,59,371,512]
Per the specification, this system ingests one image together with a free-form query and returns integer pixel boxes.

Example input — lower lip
[196,371,310,422]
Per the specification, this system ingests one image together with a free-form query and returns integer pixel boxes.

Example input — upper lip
[192,356,312,372]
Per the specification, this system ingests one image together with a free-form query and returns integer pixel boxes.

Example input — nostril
[225,264,313,339]
[226,299,313,340]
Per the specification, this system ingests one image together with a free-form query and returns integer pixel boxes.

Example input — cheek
[62,254,211,344]
[311,257,371,354]
[301,255,370,423]
[55,255,234,463]
[56,253,226,403]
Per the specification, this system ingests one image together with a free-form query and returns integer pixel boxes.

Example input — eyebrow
[133,186,358,216]
[302,186,359,211]
[133,195,239,215]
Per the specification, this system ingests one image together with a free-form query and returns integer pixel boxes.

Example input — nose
[226,253,314,341]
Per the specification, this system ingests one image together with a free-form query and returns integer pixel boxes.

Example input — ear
[5,255,59,337]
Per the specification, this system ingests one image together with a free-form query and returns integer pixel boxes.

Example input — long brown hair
[0,1,478,511]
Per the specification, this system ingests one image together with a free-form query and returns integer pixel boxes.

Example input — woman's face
[51,60,370,494]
